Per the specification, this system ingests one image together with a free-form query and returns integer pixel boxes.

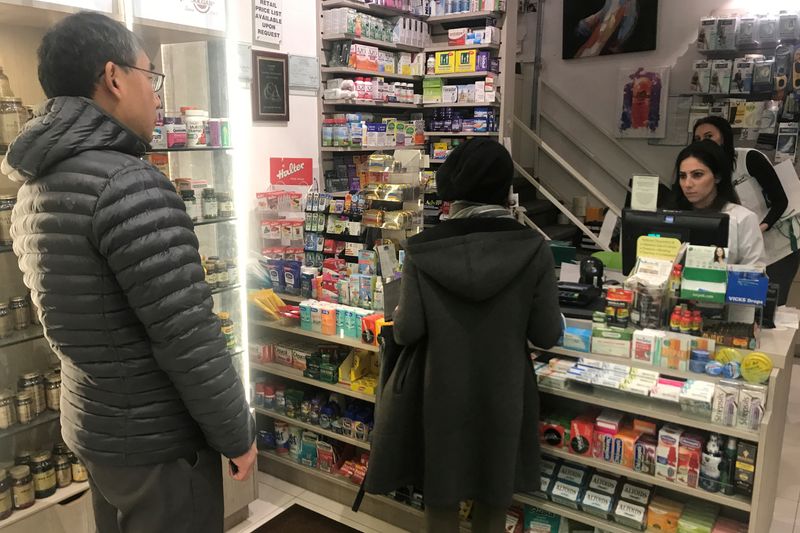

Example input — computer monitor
[621,209,730,275]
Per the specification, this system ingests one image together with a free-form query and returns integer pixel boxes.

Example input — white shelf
[322,99,421,109]
[542,446,751,511]
[321,67,422,81]
[251,361,376,403]
[539,384,759,442]
[423,131,498,137]
[423,102,500,108]
[425,71,493,79]
[321,145,425,153]
[0,410,59,440]
[0,1,115,29]
[537,345,733,385]
[429,158,448,164]
[1,482,90,528]
[132,18,225,44]
[251,320,379,352]
[254,407,371,450]
[424,42,500,52]
[427,10,505,25]
[321,33,421,52]
[0,325,44,349]
[260,450,424,516]
[321,0,426,20]
[513,493,638,533]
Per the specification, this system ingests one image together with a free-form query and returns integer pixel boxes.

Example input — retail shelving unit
[513,319,797,533]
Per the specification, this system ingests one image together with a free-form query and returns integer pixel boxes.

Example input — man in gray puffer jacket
[1,13,255,533]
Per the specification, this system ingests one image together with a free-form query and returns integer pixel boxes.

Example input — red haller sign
[270,157,313,186]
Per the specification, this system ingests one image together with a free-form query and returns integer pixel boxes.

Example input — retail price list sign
[254,0,282,47]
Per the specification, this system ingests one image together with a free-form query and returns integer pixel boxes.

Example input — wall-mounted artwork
[563,0,659,59]
[616,67,669,139]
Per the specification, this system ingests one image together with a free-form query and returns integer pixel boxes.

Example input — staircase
[514,170,580,244]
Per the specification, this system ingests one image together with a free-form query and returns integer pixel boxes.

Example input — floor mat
[254,504,362,532]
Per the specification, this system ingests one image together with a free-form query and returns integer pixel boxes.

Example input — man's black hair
[38,12,141,99]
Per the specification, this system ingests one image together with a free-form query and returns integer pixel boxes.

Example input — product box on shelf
[691,60,712,94]
[698,16,717,50]
[590,325,633,358]
[634,433,657,475]
[716,16,738,50]
[731,58,754,94]
[434,51,455,74]
[676,432,704,488]
[655,424,684,482]
[710,60,733,94]
[725,268,769,306]
[735,441,757,496]
[454,49,477,73]
[581,489,616,520]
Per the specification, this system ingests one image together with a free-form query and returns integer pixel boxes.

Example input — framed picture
[616,67,669,139]
[562,0,659,60]
[252,50,289,122]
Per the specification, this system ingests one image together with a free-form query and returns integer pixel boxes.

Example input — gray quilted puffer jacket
[1,97,254,466]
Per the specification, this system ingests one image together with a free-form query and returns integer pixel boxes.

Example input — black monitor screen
[621,209,729,275]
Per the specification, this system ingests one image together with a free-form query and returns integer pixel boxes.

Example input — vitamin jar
[0,390,14,429]
[201,188,218,219]
[9,465,34,510]
[18,372,45,415]
[30,451,56,498]
[0,304,11,339]
[0,194,15,246]
[184,109,208,147]
[180,190,199,221]
[0,468,11,520]
[68,453,88,483]
[54,454,71,488]
[14,392,33,425]
[9,296,28,330]
[0,97,25,145]
[45,373,61,411]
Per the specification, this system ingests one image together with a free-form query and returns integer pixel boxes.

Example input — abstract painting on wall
[616,67,669,139]
[563,0,659,59]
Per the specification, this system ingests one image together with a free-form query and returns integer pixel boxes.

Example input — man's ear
[100,61,122,96]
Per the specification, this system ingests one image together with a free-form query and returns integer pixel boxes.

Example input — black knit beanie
[435,138,514,205]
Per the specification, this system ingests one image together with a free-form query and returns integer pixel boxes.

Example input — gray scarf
[449,201,515,220]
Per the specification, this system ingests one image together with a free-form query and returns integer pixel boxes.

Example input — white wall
[230,0,320,251]
[536,0,799,200]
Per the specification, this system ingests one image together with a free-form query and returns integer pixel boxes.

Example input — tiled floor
[230,363,800,533]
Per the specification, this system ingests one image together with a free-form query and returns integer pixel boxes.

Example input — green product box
[680,266,727,303]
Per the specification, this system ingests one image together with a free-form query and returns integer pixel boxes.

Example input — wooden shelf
[321,145,425,153]
[0,410,59,441]
[210,284,241,296]
[254,407,371,450]
[1,481,90,528]
[321,67,422,81]
[425,71,493,79]
[251,361,376,403]
[537,345,734,385]
[322,0,426,20]
[194,216,237,227]
[427,10,505,25]
[321,33,421,53]
[146,146,232,153]
[513,493,639,533]
[423,101,500,108]
[322,99,421,109]
[0,325,44,349]
[542,446,751,512]
[424,42,500,52]
[539,383,759,442]
[423,131,498,137]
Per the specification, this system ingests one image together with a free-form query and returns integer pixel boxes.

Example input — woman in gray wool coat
[394,139,563,532]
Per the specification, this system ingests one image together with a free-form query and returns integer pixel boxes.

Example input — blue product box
[726,269,769,306]
[562,326,591,352]
[476,51,490,72]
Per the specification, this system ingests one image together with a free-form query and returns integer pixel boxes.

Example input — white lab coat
[721,203,766,266]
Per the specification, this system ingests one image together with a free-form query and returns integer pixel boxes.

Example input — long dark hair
[692,116,737,170]
[669,140,740,211]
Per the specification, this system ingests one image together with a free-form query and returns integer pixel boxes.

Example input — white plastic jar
[184,109,208,148]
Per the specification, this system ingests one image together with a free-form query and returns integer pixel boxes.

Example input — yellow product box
[454,49,477,73]
[434,51,455,74]
[351,376,378,395]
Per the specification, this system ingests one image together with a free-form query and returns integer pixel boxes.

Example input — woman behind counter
[694,115,798,304]
[669,139,765,266]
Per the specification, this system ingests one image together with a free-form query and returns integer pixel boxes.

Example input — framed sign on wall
[252,50,289,122]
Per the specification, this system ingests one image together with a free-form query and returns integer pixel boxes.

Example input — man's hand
[229,442,257,481]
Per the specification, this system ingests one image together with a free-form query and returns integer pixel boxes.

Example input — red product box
[540,420,568,448]
[569,416,595,456]
[593,427,616,462]
[677,433,704,488]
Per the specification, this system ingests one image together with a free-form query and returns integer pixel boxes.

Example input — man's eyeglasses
[125,65,166,92]
[97,64,166,93]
